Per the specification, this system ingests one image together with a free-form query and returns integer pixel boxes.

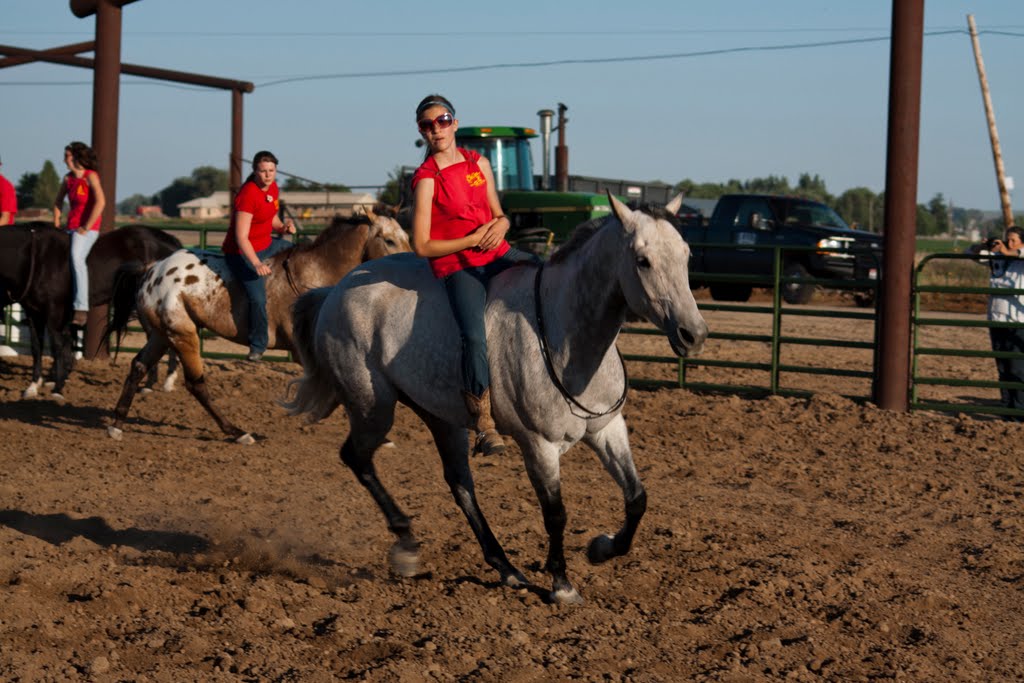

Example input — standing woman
[53,141,106,327]
[222,150,295,362]
[411,94,539,455]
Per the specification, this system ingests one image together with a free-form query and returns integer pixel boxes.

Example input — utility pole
[968,14,1014,228]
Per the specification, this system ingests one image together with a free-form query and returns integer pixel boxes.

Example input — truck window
[733,199,773,229]
[780,200,850,229]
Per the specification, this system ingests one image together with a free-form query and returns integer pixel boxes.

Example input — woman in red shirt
[411,94,539,455]
[222,150,295,361]
[53,141,106,327]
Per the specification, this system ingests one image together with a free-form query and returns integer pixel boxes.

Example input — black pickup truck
[679,193,882,305]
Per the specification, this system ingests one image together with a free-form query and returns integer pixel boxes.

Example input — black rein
[533,263,628,418]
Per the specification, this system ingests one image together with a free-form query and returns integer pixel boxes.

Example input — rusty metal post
[555,103,569,193]
[967,14,1014,228]
[85,0,123,359]
[231,88,244,200]
[874,0,924,411]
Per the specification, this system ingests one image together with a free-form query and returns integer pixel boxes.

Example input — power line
[255,30,965,89]
[1,28,1015,90]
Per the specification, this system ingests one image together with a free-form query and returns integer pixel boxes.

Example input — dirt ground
[1,305,1023,681]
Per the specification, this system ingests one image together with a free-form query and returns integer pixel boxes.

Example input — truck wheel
[782,262,815,305]
[854,291,876,308]
[709,283,753,302]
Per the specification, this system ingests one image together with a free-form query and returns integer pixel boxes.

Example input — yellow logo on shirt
[76,185,87,196]
[465,172,485,187]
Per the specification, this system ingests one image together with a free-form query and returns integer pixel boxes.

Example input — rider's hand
[255,263,272,277]
[476,218,506,251]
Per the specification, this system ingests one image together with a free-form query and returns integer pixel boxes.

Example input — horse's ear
[607,191,635,231]
[665,193,684,216]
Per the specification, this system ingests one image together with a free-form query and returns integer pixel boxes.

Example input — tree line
[14,163,350,218]
[12,159,1019,237]
[673,172,1018,238]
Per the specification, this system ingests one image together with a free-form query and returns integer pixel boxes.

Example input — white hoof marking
[108,426,123,441]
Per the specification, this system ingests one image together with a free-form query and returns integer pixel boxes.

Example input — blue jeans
[225,238,292,353]
[443,248,540,397]
[70,229,100,311]
[990,326,1024,419]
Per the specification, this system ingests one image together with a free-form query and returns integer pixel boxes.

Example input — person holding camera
[985,226,1024,418]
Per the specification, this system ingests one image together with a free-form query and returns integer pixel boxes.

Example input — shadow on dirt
[0,508,209,554]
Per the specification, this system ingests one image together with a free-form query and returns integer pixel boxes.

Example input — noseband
[533,263,628,418]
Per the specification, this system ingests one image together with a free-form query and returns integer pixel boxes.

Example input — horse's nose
[673,319,708,357]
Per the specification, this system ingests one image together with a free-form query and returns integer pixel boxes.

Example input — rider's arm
[411,178,482,258]
[475,156,509,252]
[53,182,67,228]
[234,211,270,275]
[82,171,106,233]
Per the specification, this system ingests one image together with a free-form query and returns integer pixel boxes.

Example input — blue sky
[2,1,1023,212]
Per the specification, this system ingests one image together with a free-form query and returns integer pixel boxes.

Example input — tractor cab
[455,126,537,192]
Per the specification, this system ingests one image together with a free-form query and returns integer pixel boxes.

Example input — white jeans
[70,229,99,312]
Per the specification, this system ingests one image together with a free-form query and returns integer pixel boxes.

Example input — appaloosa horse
[0,222,181,400]
[106,208,412,443]
[282,193,708,603]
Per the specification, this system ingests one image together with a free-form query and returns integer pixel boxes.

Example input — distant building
[177,190,378,221]
[135,205,165,219]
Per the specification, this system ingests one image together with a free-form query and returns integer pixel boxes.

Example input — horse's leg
[522,440,582,604]
[580,414,647,565]
[338,405,420,576]
[417,411,527,587]
[161,350,179,392]
[22,311,46,399]
[47,316,75,402]
[108,336,169,440]
[172,333,253,444]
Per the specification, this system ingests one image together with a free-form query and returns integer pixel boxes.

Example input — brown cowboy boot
[462,388,506,455]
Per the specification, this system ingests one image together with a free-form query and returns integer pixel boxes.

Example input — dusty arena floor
[1,318,1023,681]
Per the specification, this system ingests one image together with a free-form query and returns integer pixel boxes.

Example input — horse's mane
[287,210,383,256]
[549,203,678,265]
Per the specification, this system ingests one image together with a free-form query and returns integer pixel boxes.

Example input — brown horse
[106,208,411,443]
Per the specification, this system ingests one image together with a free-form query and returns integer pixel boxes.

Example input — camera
[985,236,1002,250]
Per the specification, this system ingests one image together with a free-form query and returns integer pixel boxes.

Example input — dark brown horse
[0,222,181,400]
[106,209,411,443]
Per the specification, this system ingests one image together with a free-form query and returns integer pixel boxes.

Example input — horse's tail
[279,286,340,422]
[105,261,148,359]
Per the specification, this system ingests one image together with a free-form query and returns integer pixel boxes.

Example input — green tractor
[405,104,674,256]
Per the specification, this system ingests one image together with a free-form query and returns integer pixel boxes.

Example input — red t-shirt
[65,170,101,231]
[411,148,509,278]
[222,179,280,255]
[0,173,16,224]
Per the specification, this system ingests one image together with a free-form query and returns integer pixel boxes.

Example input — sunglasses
[417,112,454,133]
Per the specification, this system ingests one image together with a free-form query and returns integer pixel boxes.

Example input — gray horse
[283,193,708,603]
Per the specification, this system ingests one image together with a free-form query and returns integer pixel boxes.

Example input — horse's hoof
[503,570,529,588]
[388,542,420,578]
[22,386,38,399]
[50,393,66,406]
[550,587,584,605]
[139,387,153,395]
[380,439,396,449]
[44,381,56,390]
[235,433,256,445]
[161,379,177,393]
[108,426,123,441]
[587,534,616,564]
